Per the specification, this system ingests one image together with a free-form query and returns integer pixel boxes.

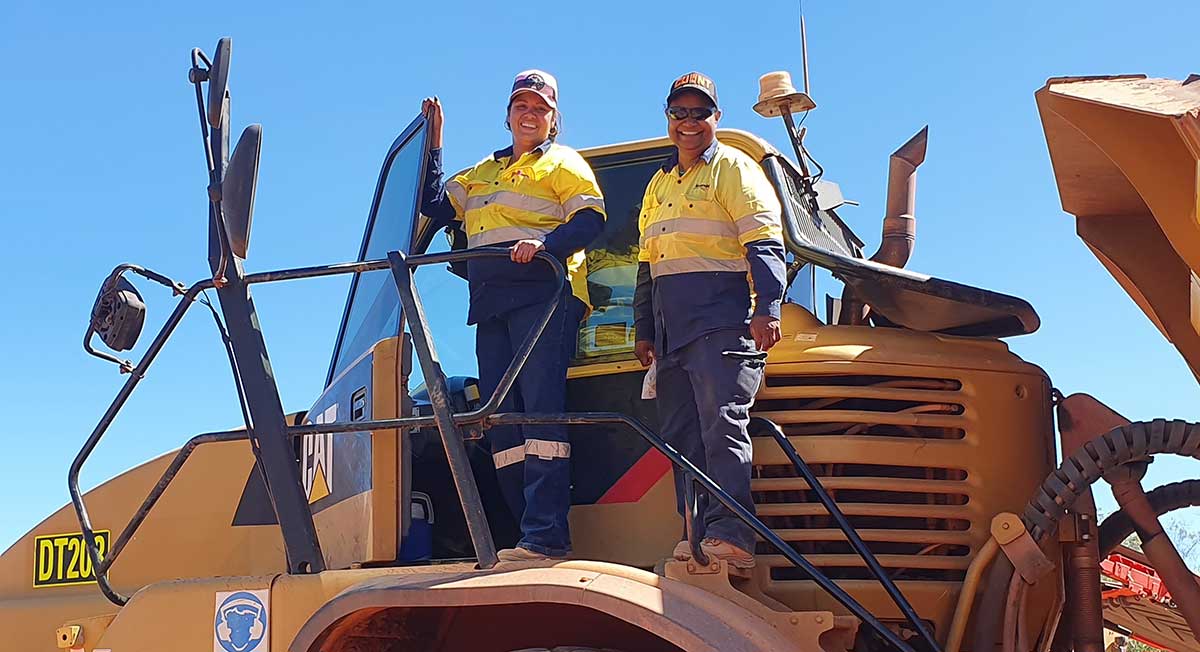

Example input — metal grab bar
[70,247,564,605]
[387,248,565,568]
[749,416,940,652]
[72,242,919,652]
[485,411,918,652]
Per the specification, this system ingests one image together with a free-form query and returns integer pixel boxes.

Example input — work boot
[672,540,693,561]
[497,546,565,562]
[700,537,755,576]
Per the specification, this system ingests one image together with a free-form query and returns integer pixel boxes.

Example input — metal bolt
[579,577,589,583]
[710,563,718,571]
[1002,522,1011,530]
[687,563,696,572]
[790,616,800,625]
[815,615,825,624]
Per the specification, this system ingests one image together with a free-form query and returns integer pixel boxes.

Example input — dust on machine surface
[2,36,1200,652]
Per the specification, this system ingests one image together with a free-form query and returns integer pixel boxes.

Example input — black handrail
[70,248,561,605]
[749,417,941,652]
[484,411,918,652]
[73,245,921,652]
[387,248,566,568]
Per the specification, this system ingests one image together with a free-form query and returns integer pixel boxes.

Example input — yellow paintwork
[306,336,403,567]
[84,561,821,652]
[0,434,287,650]
[3,116,1079,651]
[581,127,778,162]
[1038,75,1200,380]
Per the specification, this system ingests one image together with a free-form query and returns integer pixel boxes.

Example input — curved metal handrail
[69,247,563,605]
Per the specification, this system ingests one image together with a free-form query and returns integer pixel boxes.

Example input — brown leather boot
[700,537,756,575]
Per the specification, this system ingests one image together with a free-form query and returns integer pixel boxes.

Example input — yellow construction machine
[3,37,1199,652]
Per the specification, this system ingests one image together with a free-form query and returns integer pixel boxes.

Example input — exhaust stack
[873,126,928,268]
[840,127,928,325]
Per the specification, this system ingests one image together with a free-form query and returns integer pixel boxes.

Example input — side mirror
[90,277,146,352]
[222,124,262,259]
[206,38,232,130]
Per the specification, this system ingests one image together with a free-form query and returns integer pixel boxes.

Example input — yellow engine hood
[1037,75,1200,381]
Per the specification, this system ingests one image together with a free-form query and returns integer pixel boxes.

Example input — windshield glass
[328,119,427,382]
[577,144,820,362]
[575,147,674,362]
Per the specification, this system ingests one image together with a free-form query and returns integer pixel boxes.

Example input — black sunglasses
[665,106,716,121]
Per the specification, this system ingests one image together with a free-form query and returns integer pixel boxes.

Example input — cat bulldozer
[2,37,1199,652]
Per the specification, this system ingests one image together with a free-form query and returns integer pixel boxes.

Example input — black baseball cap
[667,71,719,108]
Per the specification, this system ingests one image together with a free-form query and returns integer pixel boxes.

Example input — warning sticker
[215,589,269,652]
[33,530,111,588]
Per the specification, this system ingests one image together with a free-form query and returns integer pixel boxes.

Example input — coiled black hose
[1098,479,1200,556]
[973,420,1200,652]
[1023,420,1200,544]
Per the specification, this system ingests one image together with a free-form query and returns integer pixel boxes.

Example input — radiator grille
[752,372,974,582]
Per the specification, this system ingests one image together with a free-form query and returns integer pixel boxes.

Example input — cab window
[574,146,674,363]
[327,117,428,383]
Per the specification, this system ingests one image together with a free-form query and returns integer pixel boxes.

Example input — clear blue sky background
[2,1,1198,553]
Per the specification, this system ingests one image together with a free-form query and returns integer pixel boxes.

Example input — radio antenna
[800,6,810,95]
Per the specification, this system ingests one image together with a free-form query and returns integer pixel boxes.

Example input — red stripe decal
[596,449,673,504]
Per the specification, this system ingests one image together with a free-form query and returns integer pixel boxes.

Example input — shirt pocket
[684,182,715,202]
[515,164,552,188]
[466,179,495,196]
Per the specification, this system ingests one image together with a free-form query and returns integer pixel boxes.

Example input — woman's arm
[419,97,458,227]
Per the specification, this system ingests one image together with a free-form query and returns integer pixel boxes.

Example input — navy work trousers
[656,328,765,553]
[475,289,582,556]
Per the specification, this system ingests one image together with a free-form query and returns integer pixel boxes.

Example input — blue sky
[2,1,1198,552]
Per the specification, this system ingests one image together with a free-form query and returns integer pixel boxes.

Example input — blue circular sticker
[214,591,267,652]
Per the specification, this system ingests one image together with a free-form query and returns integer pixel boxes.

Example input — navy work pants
[656,328,765,553]
[475,289,582,556]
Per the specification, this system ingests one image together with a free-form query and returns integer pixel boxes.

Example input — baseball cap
[509,69,558,109]
[667,71,719,108]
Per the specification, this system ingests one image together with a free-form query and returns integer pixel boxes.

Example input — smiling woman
[416,69,608,562]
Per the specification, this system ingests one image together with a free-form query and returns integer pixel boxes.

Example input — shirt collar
[661,138,720,173]
[492,138,554,162]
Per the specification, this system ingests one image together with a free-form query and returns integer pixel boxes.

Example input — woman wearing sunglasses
[632,71,787,576]
[419,71,606,562]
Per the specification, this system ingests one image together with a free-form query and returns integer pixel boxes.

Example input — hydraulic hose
[971,555,1016,652]
[1022,420,1200,543]
[1103,461,1200,633]
[974,420,1200,652]
[1098,479,1200,556]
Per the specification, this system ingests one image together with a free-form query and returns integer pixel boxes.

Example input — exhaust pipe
[873,126,928,267]
[839,127,928,325]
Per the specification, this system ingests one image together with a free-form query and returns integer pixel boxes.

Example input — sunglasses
[666,106,716,121]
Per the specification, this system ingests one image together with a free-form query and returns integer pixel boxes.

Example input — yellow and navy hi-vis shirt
[633,139,787,354]
[423,139,606,324]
